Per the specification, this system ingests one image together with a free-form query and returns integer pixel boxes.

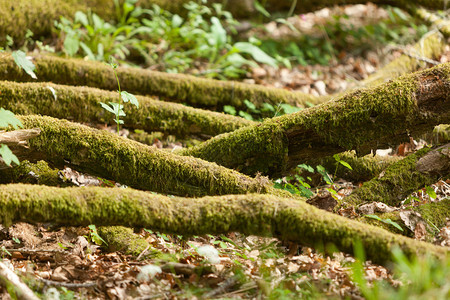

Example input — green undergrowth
[260,6,430,66]
[54,0,277,80]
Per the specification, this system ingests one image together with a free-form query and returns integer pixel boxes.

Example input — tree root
[178,64,450,176]
[0,183,448,265]
[0,54,321,111]
[0,80,254,138]
[345,144,450,206]
[15,115,278,197]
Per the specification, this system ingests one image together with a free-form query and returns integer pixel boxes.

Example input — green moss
[17,115,275,197]
[179,64,450,176]
[0,160,63,186]
[0,184,447,265]
[98,226,150,256]
[415,198,450,232]
[346,147,447,206]
[0,54,319,112]
[0,80,254,138]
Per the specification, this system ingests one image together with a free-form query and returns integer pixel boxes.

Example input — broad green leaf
[223,105,236,115]
[75,11,89,26]
[365,214,382,221]
[234,42,277,67]
[383,219,404,231]
[238,111,254,121]
[333,154,341,162]
[63,33,80,56]
[316,165,333,184]
[280,104,302,114]
[0,144,20,166]
[243,99,257,112]
[12,50,37,79]
[339,160,353,170]
[297,164,314,173]
[100,102,116,114]
[0,108,22,129]
[108,102,126,116]
[120,91,139,108]
[425,186,437,200]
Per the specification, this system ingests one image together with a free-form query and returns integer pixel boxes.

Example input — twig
[202,276,239,299]
[0,128,41,146]
[136,245,150,261]
[0,261,40,300]
[39,278,97,288]
[4,248,65,254]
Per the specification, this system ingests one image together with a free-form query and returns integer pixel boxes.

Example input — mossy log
[16,115,277,197]
[1,184,448,264]
[362,31,445,87]
[346,144,450,206]
[0,81,254,138]
[0,54,320,111]
[177,64,450,176]
[97,226,150,256]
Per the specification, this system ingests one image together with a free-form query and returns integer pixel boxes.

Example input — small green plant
[364,214,404,231]
[56,1,277,80]
[223,100,304,121]
[351,242,450,299]
[0,246,11,259]
[99,61,139,134]
[333,153,353,178]
[86,224,107,245]
[0,50,36,167]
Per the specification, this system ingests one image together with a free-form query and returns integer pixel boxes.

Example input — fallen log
[177,64,450,176]
[15,115,277,197]
[0,54,320,111]
[0,184,447,265]
[0,81,254,138]
[345,144,450,206]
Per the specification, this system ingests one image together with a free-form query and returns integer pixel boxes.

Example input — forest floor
[0,3,449,299]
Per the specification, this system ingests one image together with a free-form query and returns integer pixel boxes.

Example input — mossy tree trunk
[0,184,447,265]
[345,144,450,207]
[178,64,450,176]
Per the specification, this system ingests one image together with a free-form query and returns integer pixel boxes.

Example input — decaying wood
[0,184,447,265]
[0,128,41,146]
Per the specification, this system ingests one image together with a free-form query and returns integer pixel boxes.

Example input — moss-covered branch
[362,31,445,87]
[0,81,254,138]
[0,54,320,111]
[16,115,278,197]
[177,64,450,176]
[345,144,450,206]
[1,183,448,264]
[413,7,450,38]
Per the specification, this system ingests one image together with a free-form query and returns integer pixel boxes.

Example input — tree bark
[177,64,450,176]
[0,54,320,111]
[0,81,254,138]
[0,184,447,265]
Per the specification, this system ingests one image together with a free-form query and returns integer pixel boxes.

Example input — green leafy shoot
[333,154,352,180]
[12,50,37,79]
[100,61,139,134]
[364,215,403,231]
[87,225,107,245]
[424,186,437,200]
